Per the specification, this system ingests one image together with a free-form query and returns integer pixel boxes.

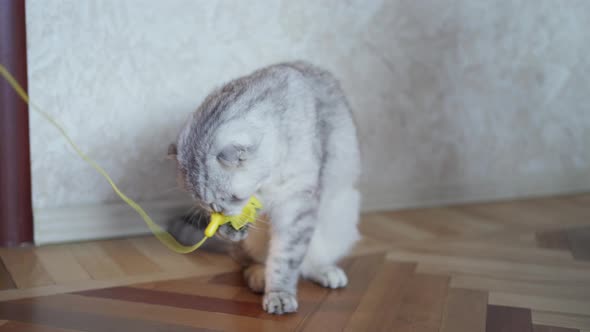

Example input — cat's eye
[230,195,245,203]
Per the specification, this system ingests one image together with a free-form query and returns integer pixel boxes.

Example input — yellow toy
[0,64,261,254]
[205,196,263,238]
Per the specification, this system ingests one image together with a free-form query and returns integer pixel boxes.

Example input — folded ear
[166,143,177,160]
[217,144,255,167]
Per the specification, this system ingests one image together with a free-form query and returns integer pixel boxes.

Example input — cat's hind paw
[304,265,348,289]
[243,264,265,293]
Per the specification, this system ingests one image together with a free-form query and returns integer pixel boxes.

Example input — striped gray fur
[169,61,361,315]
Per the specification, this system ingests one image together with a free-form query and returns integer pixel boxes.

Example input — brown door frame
[0,0,34,247]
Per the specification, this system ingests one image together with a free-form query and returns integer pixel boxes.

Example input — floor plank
[0,263,236,302]
[76,286,265,318]
[390,251,590,282]
[349,236,391,256]
[398,240,575,265]
[0,321,84,332]
[0,259,16,291]
[567,227,590,261]
[0,248,54,288]
[0,299,208,332]
[385,210,461,237]
[388,273,450,332]
[15,293,289,332]
[129,237,210,273]
[69,242,125,280]
[300,254,385,331]
[489,292,590,316]
[536,230,572,251]
[440,288,487,332]
[450,275,590,300]
[133,276,252,302]
[486,305,533,332]
[35,245,91,283]
[99,239,162,276]
[344,262,415,331]
[457,201,558,227]
[533,324,580,332]
[359,213,434,243]
[532,311,590,331]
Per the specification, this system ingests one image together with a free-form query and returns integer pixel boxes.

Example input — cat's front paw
[263,291,298,315]
[216,223,249,242]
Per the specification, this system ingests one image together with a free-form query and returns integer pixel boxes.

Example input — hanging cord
[1,64,212,254]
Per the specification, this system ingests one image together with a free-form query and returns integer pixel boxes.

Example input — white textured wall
[27,0,590,211]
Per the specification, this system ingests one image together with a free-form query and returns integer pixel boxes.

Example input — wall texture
[27,0,590,213]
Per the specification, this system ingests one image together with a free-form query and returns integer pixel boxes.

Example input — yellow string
[0,64,207,254]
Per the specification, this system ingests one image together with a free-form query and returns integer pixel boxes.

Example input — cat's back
[267,61,360,168]
[198,61,356,142]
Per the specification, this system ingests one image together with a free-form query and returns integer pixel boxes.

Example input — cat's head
[169,117,271,216]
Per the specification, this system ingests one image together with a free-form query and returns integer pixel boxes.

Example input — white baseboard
[361,169,590,212]
[34,170,589,245]
[34,198,194,245]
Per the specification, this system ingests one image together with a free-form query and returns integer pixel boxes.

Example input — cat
[168,61,361,314]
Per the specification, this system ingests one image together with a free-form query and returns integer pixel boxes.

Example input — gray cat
[168,61,361,314]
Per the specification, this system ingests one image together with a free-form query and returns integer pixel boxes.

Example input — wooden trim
[0,0,33,246]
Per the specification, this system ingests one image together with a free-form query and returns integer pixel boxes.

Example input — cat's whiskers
[183,204,200,218]
[247,224,263,231]
[253,216,270,224]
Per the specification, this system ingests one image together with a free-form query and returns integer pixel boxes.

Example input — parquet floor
[0,194,589,331]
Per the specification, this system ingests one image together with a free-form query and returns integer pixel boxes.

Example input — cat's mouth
[211,203,222,213]
[193,198,245,217]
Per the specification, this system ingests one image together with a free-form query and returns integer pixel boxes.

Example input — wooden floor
[1,194,589,331]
